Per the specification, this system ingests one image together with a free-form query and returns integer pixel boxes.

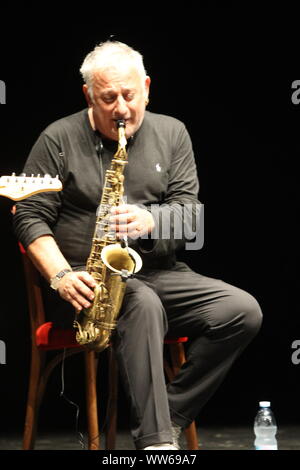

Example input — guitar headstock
[0,173,62,201]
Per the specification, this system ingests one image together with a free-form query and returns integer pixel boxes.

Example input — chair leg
[23,346,45,450]
[85,349,100,450]
[105,347,118,450]
[167,343,199,450]
[169,343,186,376]
[184,421,199,450]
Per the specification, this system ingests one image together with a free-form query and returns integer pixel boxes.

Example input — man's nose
[114,96,128,116]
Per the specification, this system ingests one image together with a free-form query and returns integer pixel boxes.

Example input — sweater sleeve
[13,132,65,249]
[138,122,202,259]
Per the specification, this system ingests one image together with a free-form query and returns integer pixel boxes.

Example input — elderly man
[14,41,262,450]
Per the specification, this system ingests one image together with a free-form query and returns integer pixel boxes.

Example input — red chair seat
[36,322,80,350]
[164,336,188,344]
[36,322,188,350]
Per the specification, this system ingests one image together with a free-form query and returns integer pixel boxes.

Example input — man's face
[84,65,150,141]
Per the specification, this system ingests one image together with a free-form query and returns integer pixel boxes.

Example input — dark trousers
[113,262,262,449]
[43,262,262,449]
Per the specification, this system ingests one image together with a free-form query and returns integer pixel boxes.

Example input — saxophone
[74,120,142,352]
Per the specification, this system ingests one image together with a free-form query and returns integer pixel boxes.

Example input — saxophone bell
[101,243,142,277]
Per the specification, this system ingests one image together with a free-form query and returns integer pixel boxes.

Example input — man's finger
[110,204,131,214]
[76,271,97,288]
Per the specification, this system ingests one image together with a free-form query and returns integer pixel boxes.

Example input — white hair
[80,41,147,101]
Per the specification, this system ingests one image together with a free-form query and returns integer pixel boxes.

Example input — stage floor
[1,425,300,451]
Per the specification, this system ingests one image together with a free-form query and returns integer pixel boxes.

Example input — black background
[0,6,299,437]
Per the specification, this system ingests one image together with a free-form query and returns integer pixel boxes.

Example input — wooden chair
[19,243,105,450]
[19,244,198,450]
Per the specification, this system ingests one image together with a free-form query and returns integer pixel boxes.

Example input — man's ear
[82,84,93,107]
[145,76,151,100]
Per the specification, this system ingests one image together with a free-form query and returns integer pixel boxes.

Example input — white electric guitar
[0,173,62,201]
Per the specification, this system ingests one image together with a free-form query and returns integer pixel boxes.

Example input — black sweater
[13,109,200,270]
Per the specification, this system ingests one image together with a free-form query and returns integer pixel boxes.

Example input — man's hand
[109,204,155,240]
[26,235,97,313]
[57,271,97,312]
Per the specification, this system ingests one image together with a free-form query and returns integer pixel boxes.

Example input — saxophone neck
[117,120,127,150]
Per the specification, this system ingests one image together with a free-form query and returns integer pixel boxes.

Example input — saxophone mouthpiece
[117,119,125,129]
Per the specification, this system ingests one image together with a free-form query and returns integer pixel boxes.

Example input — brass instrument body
[74,121,142,351]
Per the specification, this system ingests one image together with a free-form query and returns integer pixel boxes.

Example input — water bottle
[254,401,278,450]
